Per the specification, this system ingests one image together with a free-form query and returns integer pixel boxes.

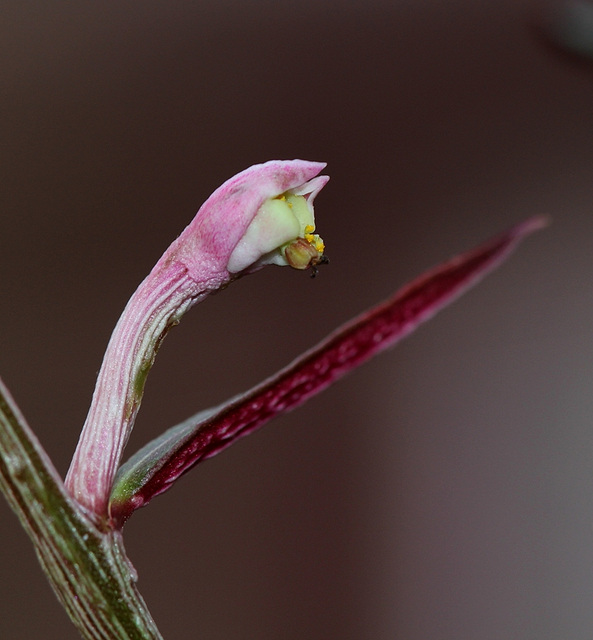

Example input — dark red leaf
[109,216,546,527]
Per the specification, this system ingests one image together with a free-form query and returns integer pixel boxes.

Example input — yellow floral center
[278,196,326,272]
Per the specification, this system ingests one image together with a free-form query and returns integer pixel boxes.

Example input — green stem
[0,378,163,640]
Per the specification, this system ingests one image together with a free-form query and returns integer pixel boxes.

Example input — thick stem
[0,379,163,639]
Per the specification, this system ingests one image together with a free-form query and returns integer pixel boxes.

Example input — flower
[65,160,329,518]
[164,159,328,284]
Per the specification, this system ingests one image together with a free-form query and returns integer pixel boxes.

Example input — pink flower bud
[65,160,329,518]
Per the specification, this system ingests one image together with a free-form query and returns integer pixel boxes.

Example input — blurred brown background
[1,0,592,638]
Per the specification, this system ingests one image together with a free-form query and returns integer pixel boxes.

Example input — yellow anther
[304,224,315,234]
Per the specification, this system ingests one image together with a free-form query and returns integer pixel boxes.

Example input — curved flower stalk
[65,160,328,520]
